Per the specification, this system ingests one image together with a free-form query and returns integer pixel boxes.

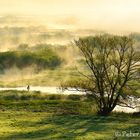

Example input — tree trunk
[97,107,114,116]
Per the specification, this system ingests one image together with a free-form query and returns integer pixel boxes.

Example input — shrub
[0,49,61,72]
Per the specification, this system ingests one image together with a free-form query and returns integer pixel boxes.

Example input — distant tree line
[0,48,61,73]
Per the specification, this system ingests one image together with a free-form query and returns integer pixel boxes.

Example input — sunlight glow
[0,0,140,32]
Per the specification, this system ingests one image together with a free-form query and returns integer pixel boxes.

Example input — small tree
[61,35,140,116]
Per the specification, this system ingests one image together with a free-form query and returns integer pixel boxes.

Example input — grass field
[0,91,139,140]
[0,67,80,87]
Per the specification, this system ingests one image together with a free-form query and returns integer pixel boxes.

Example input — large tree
[62,35,140,116]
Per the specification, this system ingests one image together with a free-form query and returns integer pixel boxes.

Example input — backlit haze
[0,0,140,33]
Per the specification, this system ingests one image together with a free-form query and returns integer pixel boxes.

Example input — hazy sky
[0,0,140,32]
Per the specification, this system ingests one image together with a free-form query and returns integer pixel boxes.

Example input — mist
[0,0,140,33]
[0,0,140,87]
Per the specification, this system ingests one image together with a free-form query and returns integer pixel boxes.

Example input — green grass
[0,111,139,140]
[0,90,96,115]
[0,67,80,87]
[0,90,139,140]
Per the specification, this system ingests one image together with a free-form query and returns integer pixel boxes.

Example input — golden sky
[0,0,140,32]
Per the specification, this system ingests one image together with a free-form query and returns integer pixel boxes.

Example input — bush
[67,95,81,100]
[46,94,63,100]
[0,49,61,72]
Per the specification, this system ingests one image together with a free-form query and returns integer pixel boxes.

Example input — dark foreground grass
[0,90,96,115]
[0,90,139,140]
